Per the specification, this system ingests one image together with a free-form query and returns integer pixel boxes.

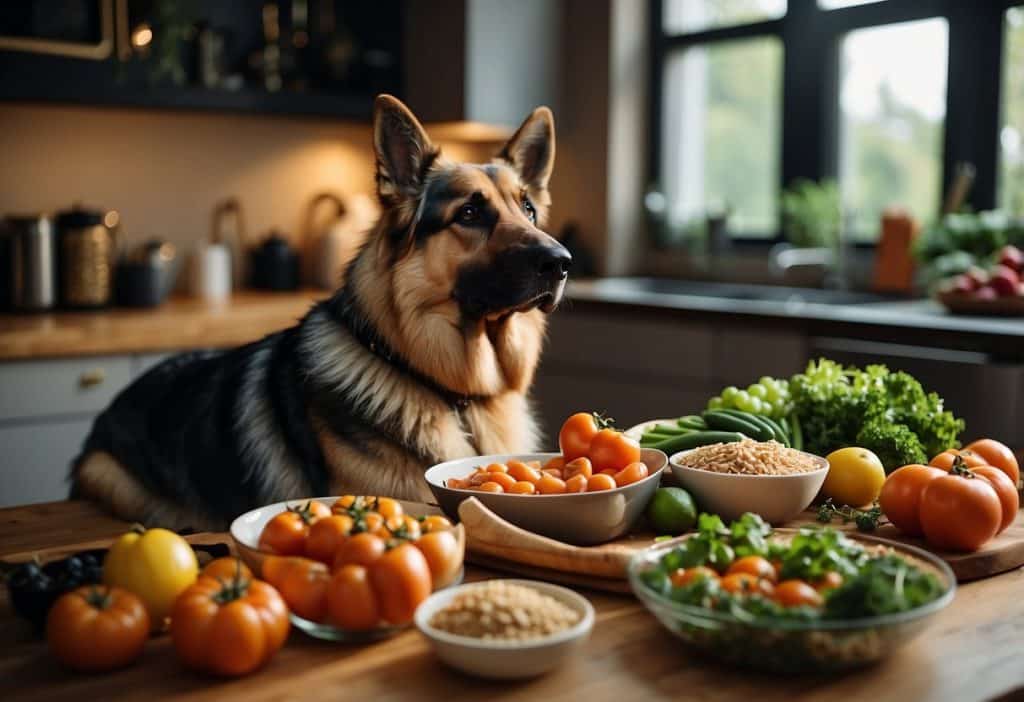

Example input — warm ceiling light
[131,24,153,48]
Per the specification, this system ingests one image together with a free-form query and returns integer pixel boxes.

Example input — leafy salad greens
[640,513,946,621]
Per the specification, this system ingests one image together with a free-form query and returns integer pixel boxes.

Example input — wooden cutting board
[459,497,1024,591]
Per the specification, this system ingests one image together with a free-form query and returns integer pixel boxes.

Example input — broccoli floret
[855,418,927,473]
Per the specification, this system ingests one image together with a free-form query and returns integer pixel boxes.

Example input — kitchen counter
[0,291,327,362]
[3,500,1024,702]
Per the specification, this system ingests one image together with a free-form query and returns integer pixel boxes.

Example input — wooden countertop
[0,291,327,362]
[2,501,1024,702]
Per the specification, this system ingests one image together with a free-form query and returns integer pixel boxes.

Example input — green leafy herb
[816,499,884,532]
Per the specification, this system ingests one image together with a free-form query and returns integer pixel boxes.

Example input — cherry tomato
[477,481,504,493]
[588,429,641,474]
[485,463,509,473]
[563,457,593,480]
[508,480,537,494]
[486,472,518,491]
[507,460,541,484]
[919,470,1003,551]
[258,501,330,555]
[814,571,844,593]
[774,580,823,608]
[201,557,252,582]
[669,566,719,587]
[725,555,777,583]
[558,412,603,461]
[305,514,354,564]
[260,556,329,622]
[537,474,568,494]
[333,532,387,569]
[47,586,150,672]
[878,464,948,535]
[565,474,588,493]
[414,529,462,583]
[374,497,404,520]
[369,543,432,625]
[586,473,617,491]
[720,573,774,597]
[965,439,1020,487]
[384,515,422,541]
[613,461,649,487]
[419,515,453,533]
[326,565,380,631]
[542,456,567,473]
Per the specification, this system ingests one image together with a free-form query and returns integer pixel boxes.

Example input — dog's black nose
[531,243,572,279]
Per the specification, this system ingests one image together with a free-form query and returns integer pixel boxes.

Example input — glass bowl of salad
[628,513,956,672]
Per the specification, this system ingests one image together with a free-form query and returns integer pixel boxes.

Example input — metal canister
[2,214,56,311]
[56,207,118,308]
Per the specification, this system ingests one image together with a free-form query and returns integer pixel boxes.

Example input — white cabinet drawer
[0,418,92,507]
[0,356,133,422]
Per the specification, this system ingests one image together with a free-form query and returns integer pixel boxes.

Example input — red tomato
[326,565,380,631]
[965,439,1020,487]
[814,571,844,593]
[878,464,948,536]
[305,514,354,564]
[558,413,603,461]
[773,580,823,608]
[970,466,1019,534]
[669,566,719,587]
[726,556,777,583]
[588,429,641,474]
[586,473,617,492]
[720,573,774,597]
[930,449,987,472]
[919,470,1003,551]
[613,462,649,487]
[369,544,432,625]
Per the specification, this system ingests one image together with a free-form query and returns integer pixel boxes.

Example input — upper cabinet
[0,0,561,130]
[0,0,404,120]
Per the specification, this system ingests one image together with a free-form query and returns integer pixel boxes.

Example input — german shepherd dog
[71,95,571,531]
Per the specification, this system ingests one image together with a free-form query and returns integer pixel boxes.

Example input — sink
[577,277,899,306]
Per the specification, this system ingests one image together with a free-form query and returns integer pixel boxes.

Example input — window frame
[648,0,1012,245]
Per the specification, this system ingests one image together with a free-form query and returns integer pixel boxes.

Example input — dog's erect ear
[497,107,556,192]
[373,94,438,204]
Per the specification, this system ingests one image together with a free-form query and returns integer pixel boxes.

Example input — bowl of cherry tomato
[230,496,465,641]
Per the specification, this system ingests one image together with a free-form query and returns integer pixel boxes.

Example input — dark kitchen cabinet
[0,0,404,120]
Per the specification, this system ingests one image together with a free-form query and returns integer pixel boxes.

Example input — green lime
[646,487,697,535]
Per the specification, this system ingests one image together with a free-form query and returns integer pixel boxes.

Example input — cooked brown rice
[680,439,822,475]
[429,581,580,641]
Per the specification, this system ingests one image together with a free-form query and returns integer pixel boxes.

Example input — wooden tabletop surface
[0,291,327,361]
[2,500,1024,702]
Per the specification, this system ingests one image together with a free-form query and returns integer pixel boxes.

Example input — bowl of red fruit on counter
[936,244,1024,316]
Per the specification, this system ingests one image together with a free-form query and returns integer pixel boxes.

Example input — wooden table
[3,501,1024,702]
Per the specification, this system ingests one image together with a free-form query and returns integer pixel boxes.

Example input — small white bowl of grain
[670,439,829,524]
[414,579,594,679]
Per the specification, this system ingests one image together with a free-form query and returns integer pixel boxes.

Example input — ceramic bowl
[669,448,829,524]
[414,579,594,679]
[424,449,667,546]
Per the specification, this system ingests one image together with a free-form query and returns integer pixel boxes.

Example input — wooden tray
[460,497,1024,591]
[936,290,1024,316]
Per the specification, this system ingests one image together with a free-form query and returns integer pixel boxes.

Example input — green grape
[707,396,724,410]
[758,376,775,386]
[721,386,740,403]
[735,393,757,412]
[747,384,767,399]
[764,384,782,403]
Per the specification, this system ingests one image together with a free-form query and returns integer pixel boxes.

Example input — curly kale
[855,415,927,473]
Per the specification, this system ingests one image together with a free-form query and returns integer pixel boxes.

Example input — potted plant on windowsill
[772,179,841,286]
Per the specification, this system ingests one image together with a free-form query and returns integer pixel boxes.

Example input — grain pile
[680,439,822,475]
[429,581,581,641]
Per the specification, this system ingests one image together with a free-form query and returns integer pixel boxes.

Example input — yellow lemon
[823,447,886,507]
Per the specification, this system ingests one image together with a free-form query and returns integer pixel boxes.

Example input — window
[838,18,948,238]
[663,0,786,34]
[652,1,1008,245]
[661,37,782,236]
[1000,6,1024,215]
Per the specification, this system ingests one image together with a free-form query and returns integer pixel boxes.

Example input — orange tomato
[171,574,289,677]
[508,480,537,494]
[477,481,504,493]
[374,497,404,520]
[414,529,462,582]
[965,439,1020,487]
[507,460,541,484]
[972,466,1019,533]
[446,478,466,489]
[720,573,774,597]
[333,532,387,569]
[201,557,252,582]
[526,461,542,470]
[558,412,603,461]
[361,512,385,534]
[419,515,453,533]
[919,469,1003,551]
[468,471,491,486]
[725,555,777,583]
[930,449,987,472]
[383,514,422,541]
[486,472,518,491]
[773,580,823,608]
[47,586,150,672]
[305,514,354,564]
[326,565,380,631]
[878,464,948,536]
[542,456,567,473]
[588,429,641,474]
[586,473,617,491]
[537,474,568,494]
[369,543,432,625]
[565,474,588,493]
[563,457,593,480]
[485,462,509,473]
[814,571,844,593]
[669,566,719,587]
[260,556,329,622]
[542,468,564,479]
[612,461,649,487]
[258,501,328,555]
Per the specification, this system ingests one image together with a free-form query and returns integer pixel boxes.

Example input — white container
[414,579,594,679]
[190,242,232,301]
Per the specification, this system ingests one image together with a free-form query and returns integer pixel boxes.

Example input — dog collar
[326,295,488,411]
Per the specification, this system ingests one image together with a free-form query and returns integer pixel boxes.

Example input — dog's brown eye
[457,204,480,225]
[523,200,536,223]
